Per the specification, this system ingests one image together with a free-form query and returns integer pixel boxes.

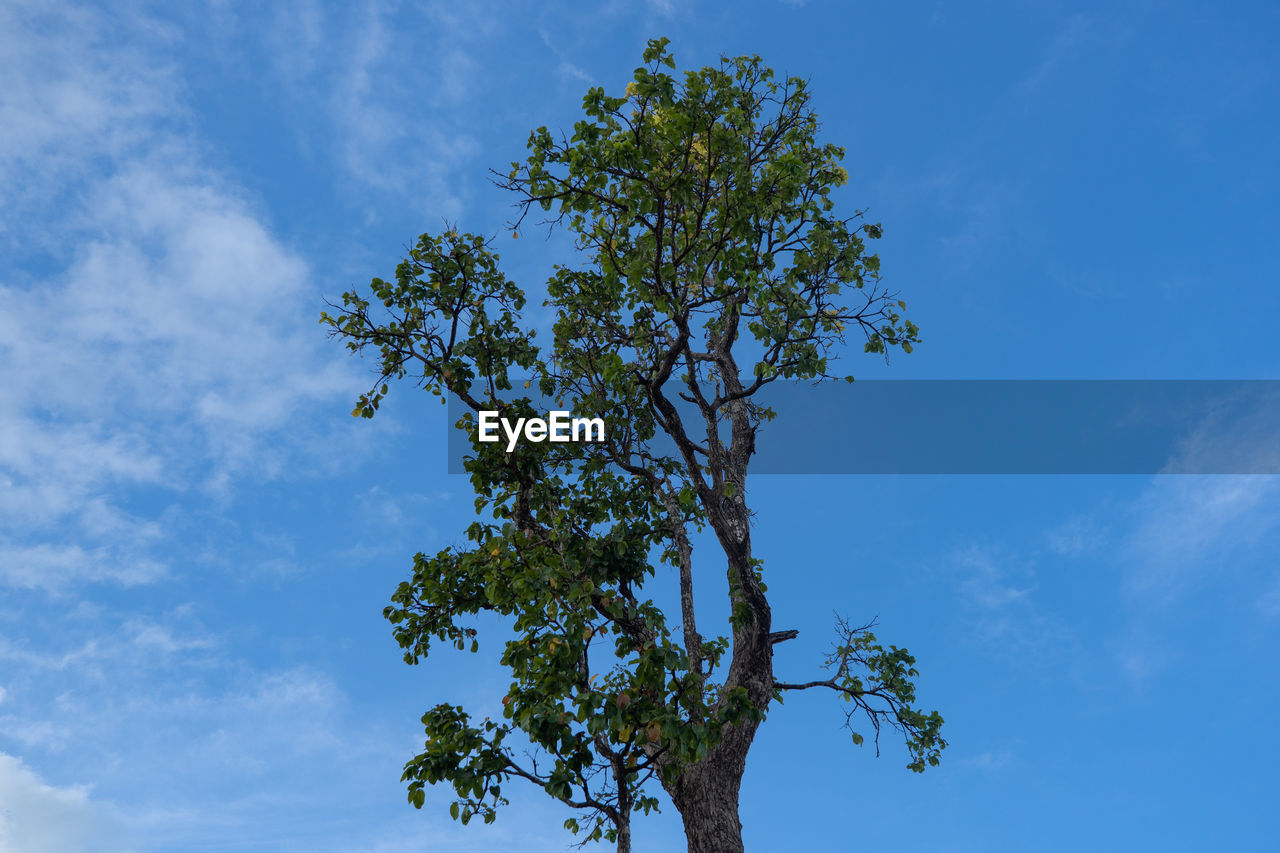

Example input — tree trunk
[668,755,748,853]
[613,753,633,853]
[665,696,765,853]
[662,486,769,852]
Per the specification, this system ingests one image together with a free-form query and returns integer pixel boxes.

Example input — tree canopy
[321,36,944,853]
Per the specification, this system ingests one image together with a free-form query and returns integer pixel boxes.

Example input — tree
[321,37,945,853]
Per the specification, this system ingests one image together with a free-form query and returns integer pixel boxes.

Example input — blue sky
[2,1,1278,850]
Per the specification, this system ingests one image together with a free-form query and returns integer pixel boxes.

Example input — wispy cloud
[268,0,481,220]
[0,1,180,244]
[1015,15,1096,94]
[1121,476,1279,600]
[956,748,1015,771]
[1260,579,1280,618]
[0,544,166,594]
[1023,469,1280,688]
[0,605,406,846]
[537,28,599,88]
[0,8,406,839]
[1044,514,1109,558]
[647,0,675,18]
[953,545,1073,661]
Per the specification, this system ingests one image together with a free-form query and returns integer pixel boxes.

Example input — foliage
[322,37,943,849]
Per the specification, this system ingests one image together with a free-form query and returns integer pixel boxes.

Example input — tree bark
[663,547,769,853]
[666,736,753,853]
[614,755,633,853]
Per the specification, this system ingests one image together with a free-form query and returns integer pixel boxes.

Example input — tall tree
[322,38,945,853]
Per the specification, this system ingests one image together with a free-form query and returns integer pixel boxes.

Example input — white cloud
[0,3,361,596]
[0,156,354,582]
[0,605,379,823]
[0,608,213,677]
[59,163,350,440]
[0,752,127,853]
[123,619,215,655]
[0,2,180,244]
[0,544,166,594]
